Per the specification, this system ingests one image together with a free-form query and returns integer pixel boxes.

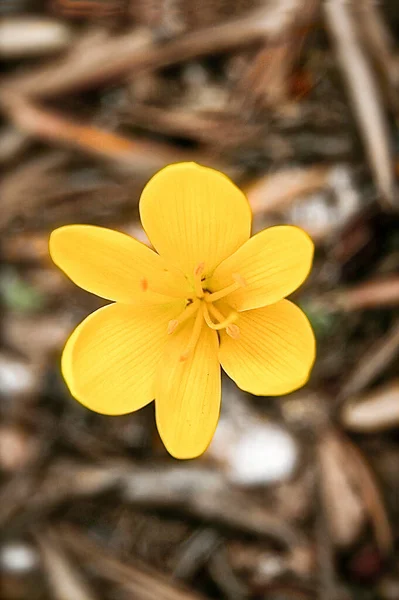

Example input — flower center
[167,263,246,361]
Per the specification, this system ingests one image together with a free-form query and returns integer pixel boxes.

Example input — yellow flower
[50,162,315,459]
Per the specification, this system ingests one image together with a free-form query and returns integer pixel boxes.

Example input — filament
[205,273,246,303]
[140,277,192,300]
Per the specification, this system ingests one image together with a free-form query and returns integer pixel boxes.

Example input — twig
[356,0,399,117]
[344,437,393,554]
[338,319,399,402]
[121,104,262,147]
[310,276,399,312]
[173,528,221,579]
[232,0,320,114]
[317,431,365,548]
[58,525,207,600]
[17,460,301,548]
[0,94,194,172]
[324,0,397,210]
[36,532,99,600]
[119,463,302,547]
[315,452,339,600]
[1,1,303,98]
[0,151,68,230]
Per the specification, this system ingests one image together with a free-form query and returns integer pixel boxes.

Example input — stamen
[167,300,200,334]
[193,262,205,298]
[179,306,203,361]
[205,272,246,303]
[202,303,238,330]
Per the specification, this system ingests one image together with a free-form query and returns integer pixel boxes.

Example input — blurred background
[1,1,399,599]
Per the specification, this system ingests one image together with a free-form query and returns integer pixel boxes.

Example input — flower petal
[139,162,251,279]
[50,225,190,304]
[219,300,315,396]
[209,226,314,311]
[155,318,221,459]
[62,301,184,415]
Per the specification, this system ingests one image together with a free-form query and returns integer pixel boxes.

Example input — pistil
[179,305,204,361]
[202,302,238,331]
[167,299,200,334]
[167,266,243,361]
[206,303,240,338]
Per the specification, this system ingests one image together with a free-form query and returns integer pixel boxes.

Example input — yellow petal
[155,317,220,459]
[219,300,315,396]
[62,301,184,415]
[50,225,190,305]
[139,162,251,279]
[209,226,314,311]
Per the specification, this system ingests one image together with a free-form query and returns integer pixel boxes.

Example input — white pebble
[0,356,34,395]
[0,542,39,573]
[211,413,298,487]
[229,423,298,485]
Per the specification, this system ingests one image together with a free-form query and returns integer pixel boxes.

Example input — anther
[194,262,205,277]
[167,319,179,334]
[232,273,247,287]
[226,324,240,339]
[140,278,148,291]
[193,262,205,298]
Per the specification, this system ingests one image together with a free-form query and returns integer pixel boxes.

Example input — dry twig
[2,3,301,99]
[338,320,399,402]
[1,94,194,172]
[36,533,99,600]
[311,276,399,312]
[59,525,208,600]
[356,0,399,117]
[232,0,319,114]
[324,0,397,209]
